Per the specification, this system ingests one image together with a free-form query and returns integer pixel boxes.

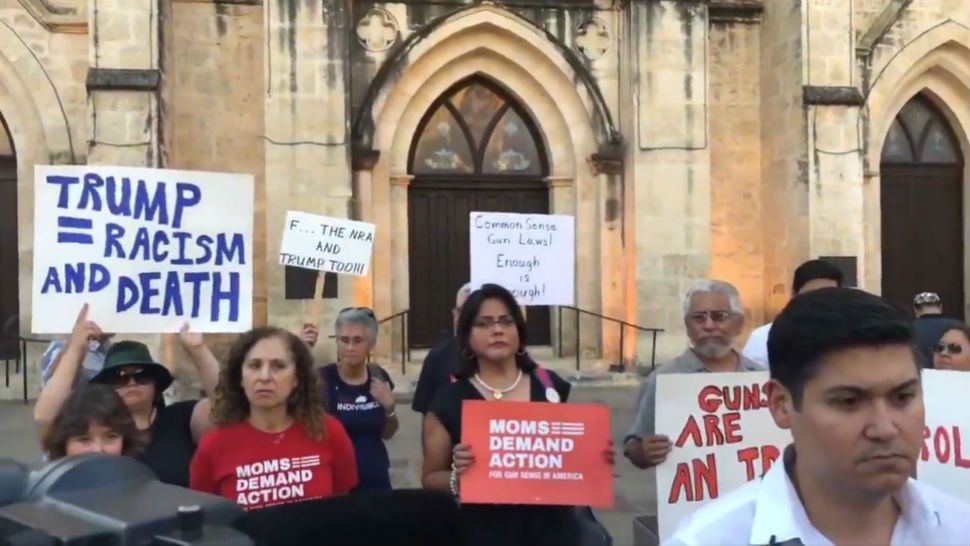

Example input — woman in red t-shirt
[190,327,358,510]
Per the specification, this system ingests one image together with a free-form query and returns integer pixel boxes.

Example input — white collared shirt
[665,446,970,546]
[741,322,772,368]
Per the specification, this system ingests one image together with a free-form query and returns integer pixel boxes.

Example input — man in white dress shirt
[741,260,845,368]
[667,288,970,546]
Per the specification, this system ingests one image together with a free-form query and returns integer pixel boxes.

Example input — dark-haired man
[742,259,844,368]
[666,288,970,545]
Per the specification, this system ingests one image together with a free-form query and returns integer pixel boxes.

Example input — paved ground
[0,385,656,545]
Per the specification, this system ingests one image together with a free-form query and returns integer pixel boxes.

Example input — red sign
[459,400,613,507]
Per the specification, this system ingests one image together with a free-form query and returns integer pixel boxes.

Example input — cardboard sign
[459,400,613,507]
[919,369,970,504]
[654,372,790,542]
[469,212,575,305]
[279,211,375,276]
[32,165,254,333]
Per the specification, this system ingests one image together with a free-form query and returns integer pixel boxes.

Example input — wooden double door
[0,157,18,359]
[880,95,965,318]
[407,179,551,348]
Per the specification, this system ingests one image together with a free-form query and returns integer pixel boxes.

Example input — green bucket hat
[90,340,174,392]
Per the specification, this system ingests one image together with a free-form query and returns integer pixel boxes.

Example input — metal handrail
[1,335,52,403]
[556,305,664,371]
[378,310,410,373]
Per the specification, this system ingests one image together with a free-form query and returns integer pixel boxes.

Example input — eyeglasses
[473,315,516,329]
[339,307,376,319]
[934,342,964,355]
[687,310,735,324]
[103,368,153,388]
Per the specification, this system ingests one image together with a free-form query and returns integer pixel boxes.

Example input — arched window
[409,79,546,177]
[882,96,962,165]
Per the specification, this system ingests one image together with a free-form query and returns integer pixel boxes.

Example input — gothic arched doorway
[407,77,551,347]
[881,94,966,318]
[0,113,18,358]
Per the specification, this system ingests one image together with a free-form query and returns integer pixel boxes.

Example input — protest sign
[32,165,254,334]
[459,400,612,507]
[278,211,376,276]
[919,369,970,504]
[654,372,790,542]
[469,212,574,305]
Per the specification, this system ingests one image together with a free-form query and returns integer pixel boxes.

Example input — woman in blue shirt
[306,307,399,491]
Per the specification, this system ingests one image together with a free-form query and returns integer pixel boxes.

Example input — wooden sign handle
[306,272,326,326]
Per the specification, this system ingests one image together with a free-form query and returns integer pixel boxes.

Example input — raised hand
[179,322,204,350]
[68,303,102,351]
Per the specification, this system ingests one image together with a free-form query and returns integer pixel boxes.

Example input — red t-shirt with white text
[189,415,358,510]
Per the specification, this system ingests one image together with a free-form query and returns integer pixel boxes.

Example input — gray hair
[683,280,743,317]
[334,308,379,343]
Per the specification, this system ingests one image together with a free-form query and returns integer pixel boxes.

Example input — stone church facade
[0,0,967,382]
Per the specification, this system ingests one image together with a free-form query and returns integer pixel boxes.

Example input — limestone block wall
[630,2,711,362]
[163,0,265,362]
[709,17,765,331]
[759,0,809,319]
[1,1,88,353]
[264,0,353,365]
[804,1,866,271]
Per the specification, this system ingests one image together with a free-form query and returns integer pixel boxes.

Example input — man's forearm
[34,344,84,423]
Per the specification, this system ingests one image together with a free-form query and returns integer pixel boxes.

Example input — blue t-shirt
[320,363,394,492]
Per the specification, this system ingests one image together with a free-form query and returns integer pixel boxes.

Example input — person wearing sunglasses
[42,384,145,460]
[932,325,970,371]
[34,303,222,487]
[306,307,398,492]
[624,280,764,470]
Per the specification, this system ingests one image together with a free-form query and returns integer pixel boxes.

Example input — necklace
[474,369,523,400]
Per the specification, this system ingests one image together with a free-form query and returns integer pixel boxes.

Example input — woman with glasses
[33,304,221,486]
[303,308,398,492]
[933,325,970,371]
[42,384,145,460]
[421,283,614,546]
[190,327,357,509]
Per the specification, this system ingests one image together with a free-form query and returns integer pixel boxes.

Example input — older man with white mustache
[624,279,764,469]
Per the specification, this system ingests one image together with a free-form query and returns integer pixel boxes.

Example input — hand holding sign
[299,323,319,349]
[453,443,475,475]
[642,434,673,466]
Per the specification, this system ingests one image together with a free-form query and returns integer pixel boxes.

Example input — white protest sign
[469,212,574,305]
[654,372,790,542]
[32,165,254,333]
[919,369,970,504]
[278,211,375,276]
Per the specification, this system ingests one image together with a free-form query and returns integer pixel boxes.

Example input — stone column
[387,174,411,363]
[629,1,711,363]
[264,0,353,364]
[85,0,186,395]
[759,0,810,318]
[803,0,866,286]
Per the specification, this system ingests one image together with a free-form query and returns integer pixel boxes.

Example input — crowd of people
[26,263,970,545]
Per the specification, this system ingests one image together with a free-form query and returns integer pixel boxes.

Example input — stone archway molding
[865,20,970,172]
[354,4,619,154]
[0,19,77,164]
